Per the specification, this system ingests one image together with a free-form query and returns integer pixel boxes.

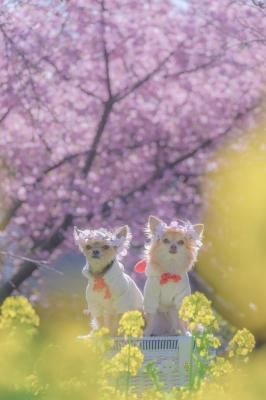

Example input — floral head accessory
[148,216,204,249]
[73,225,132,258]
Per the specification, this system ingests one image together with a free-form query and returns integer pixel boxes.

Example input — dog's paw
[143,313,156,336]
[143,329,151,336]
[144,325,153,336]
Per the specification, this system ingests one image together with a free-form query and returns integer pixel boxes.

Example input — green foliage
[144,361,164,391]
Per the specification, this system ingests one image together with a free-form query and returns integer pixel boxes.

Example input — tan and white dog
[74,225,143,335]
[136,216,203,336]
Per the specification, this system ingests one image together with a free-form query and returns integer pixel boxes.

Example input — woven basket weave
[109,336,194,390]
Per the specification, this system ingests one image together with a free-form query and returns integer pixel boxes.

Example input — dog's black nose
[92,249,100,258]
[169,245,177,254]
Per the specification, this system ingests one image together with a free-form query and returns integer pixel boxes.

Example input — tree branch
[82,98,114,175]
[0,199,23,230]
[114,50,175,102]
[100,0,113,98]
[120,103,260,201]
[42,150,88,176]
[42,56,104,102]
[0,250,63,276]
[0,106,12,123]
[0,213,73,304]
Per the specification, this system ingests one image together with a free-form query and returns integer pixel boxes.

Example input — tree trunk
[0,214,73,305]
[0,260,37,304]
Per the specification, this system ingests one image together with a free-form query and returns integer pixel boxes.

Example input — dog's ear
[115,225,130,239]
[148,216,164,234]
[73,226,83,243]
[193,224,204,238]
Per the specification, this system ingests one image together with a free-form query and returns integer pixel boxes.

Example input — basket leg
[178,337,194,386]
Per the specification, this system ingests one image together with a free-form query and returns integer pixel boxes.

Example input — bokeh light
[199,125,266,341]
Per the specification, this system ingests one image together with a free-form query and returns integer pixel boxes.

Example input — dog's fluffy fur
[74,225,143,335]
[143,216,204,336]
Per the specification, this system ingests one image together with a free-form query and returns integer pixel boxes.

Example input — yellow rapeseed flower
[212,337,221,349]
[209,357,233,378]
[179,292,219,332]
[118,310,144,338]
[85,327,114,353]
[228,328,255,358]
[108,344,144,376]
[0,296,39,337]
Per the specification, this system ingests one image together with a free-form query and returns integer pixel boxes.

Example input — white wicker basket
[109,336,194,390]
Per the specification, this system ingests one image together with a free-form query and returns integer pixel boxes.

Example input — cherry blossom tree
[0,0,265,303]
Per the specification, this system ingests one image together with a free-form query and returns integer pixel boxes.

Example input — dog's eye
[178,239,185,245]
[163,238,170,244]
[86,244,92,250]
[102,244,110,250]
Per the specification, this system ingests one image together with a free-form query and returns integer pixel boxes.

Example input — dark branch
[100,0,113,98]
[121,103,260,201]
[82,98,114,175]
[42,150,88,176]
[0,107,12,123]
[0,199,23,230]
[114,50,175,102]
[0,213,73,304]
[42,56,104,102]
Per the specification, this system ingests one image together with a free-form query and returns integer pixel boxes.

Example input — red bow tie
[160,272,181,285]
[93,276,112,299]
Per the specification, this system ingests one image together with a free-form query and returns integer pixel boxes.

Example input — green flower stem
[189,335,195,390]
[191,329,214,389]
[125,336,131,398]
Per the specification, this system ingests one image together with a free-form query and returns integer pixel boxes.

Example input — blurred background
[0,0,265,342]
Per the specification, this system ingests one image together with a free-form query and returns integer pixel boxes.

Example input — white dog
[74,225,143,335]
[135,216,203,336]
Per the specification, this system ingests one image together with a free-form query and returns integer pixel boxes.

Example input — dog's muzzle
[92,249,101,259]
[169,245,177,254]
